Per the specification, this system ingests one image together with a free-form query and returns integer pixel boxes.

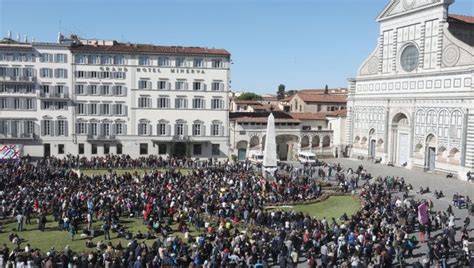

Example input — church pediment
[377,0,448,21]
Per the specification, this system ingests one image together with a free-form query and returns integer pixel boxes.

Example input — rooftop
[448,14,474,24]
[294,92,347,103]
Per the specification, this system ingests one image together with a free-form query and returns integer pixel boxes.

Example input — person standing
[16,213,24,232]
[69,223,76,240]
[103,221,111,240]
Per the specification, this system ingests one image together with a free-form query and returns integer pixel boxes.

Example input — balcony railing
[0,76,36,83]
[172,135,189,141]
[37,92,69,99]
[0,133,36,140]
[87,134,116,140]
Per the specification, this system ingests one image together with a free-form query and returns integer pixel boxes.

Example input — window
[175,81,188,90]
[115,123,124,135]
[211,98,224,109]
[55,69,68,78]
[89,85,98,95]
[101,85,111,95]
[158,123,167,136]
[176,57,186,67]
[211,82,224,91]
[91,144,97,155]
[193,123,201,136]
[400,44,419,72]
[57,120,66,136]
[114,85,124,96]
[116,143,123,154]
[25,99,34,110]
[40,53,54,62]
[192,98,205,109]
[140,143,148,155]
[138,80,151,90]
[211,123,221,136]
[138,122,149,135]
[54,54,67,63]
[77,122,87,134]
[58,144,65,154]
[113,56,125,65]
[101,103,110,115]
[193,81,205,91]
[212,144,220,155]
[76,55,87,64]
[157,97,170,108]
[158,81,169,90]
[115,103,124,115]
[158,57,170,67]
[193,58,204,68]
[212,59,223,68]
[138,56,149,66]
[42,120,52,136]
[78,143,85,154]
[158,144,166,154]
[89,103,98,115]
[176,123,184,135]
[175,98,187,109]
[40,68,53,78]
[193,144,202,155]
[41,101,53,110]
[104,144,110,154]
[90,122,98,136]
[77,103,87,115]
[76,85,85,95]
[138,97,151,108]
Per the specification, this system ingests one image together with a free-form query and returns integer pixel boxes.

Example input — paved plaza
[325,158,473,266]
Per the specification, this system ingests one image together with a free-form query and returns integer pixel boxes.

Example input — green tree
[236,92,263,101]
[286,90,297,96]
[324,84,329,94]
[277,84,286,100]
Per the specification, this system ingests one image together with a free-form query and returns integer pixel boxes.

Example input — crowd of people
[0,155,471,267]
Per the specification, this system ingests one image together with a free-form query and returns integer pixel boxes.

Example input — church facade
[346,0,474,180]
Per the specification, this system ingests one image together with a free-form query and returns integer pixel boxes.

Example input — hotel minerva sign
[136,67,206,74]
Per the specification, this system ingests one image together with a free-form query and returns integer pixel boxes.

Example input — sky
[0,0,473,95]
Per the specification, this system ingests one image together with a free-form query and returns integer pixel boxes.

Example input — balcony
[0,76,36,83]
[87,134,116,141]
[0,133,37,140]
[37,92,70,99]
[172,135,190,141]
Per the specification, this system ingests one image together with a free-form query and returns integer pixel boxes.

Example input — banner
[0,144,22,160]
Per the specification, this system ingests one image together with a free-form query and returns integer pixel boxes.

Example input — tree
[324,84,329,94]
[286,90,297,96]
[277,84,286,100]
[236,92,262,101]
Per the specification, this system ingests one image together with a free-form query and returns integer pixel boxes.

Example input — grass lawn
[0,216,200,253]
[79,168,192,177]
[267,196,361,221]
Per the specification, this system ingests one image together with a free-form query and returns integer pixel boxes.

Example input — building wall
[346,0,474,180]
[0,40,231,159]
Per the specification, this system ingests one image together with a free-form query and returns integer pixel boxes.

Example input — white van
[248,151,264,164]
[298,151,317,165]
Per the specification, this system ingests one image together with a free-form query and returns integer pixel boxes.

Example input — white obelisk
[263,113,277,179]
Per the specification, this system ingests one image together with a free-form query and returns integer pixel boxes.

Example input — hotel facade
[346,0,474,179]
[0,35,230,159]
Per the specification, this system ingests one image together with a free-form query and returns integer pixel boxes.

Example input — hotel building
[0,35,231,159]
